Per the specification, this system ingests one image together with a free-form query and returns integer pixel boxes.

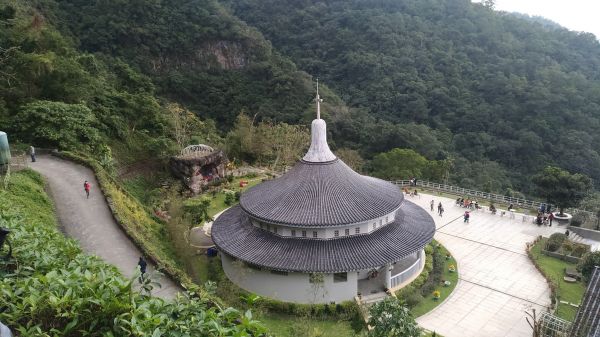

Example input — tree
[335,148,365,172]
[577,251,600,281]
[368,297,421,337]
[166,103,206,150]
[532,166,593,216]
[370,148,447,182]
[12,100,100,150]
[371,148,428,180]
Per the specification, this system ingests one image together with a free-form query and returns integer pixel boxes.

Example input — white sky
[473,0,600,38]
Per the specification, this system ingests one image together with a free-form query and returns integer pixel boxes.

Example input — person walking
[138,256,147,283]
[83,180,91,199]
[430,200,434,212]
[30,145,36,162]
[439,205,444,217]
[548,212,554,227]
[464,211,470,223]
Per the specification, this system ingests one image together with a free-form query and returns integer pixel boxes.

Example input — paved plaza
[412,193,563,337]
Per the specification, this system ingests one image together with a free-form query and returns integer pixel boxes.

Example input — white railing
[394,179,597,220]
[390,250,425,289]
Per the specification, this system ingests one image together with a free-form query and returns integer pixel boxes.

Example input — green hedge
[0,170,266,336]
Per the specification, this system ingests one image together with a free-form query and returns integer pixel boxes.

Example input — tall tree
[532,166,593,216]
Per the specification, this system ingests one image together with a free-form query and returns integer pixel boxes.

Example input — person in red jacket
[83,180,91,199]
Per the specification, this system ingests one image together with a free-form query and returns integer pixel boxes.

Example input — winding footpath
[31,155,180,300]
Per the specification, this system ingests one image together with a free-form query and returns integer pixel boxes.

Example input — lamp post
[0,227,11,259]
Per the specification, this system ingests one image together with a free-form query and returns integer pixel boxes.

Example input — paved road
[31,155,180,299]
[411,193,563,337]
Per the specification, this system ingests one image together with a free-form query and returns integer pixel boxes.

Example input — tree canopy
[532,166,593,215]
[226,0,600,194]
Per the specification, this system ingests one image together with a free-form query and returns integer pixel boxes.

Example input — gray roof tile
[240,159,404,227]
[211,200,435,273]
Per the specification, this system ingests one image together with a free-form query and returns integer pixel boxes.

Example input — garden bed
[528,237,587,321]
[396,241,459,318]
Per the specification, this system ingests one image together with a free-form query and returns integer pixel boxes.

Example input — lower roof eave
[211,200,436,274]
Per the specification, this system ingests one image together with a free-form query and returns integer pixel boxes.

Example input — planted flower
[448,264,456,272]
[444,280,451,287]
[433,290,441,300]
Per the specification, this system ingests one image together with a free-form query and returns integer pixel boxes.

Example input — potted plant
[433,290,441,301]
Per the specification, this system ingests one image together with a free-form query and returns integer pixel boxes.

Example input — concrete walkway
[410,193,563,337]
[30,155,180,299]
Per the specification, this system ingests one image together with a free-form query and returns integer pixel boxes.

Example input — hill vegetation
[226,0,600,193]
[0,170,266,336]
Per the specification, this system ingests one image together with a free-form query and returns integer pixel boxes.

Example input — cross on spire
[315,78,323,119]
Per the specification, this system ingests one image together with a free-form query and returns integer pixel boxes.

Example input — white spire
[316,78,322,119]
[303,79,336,163]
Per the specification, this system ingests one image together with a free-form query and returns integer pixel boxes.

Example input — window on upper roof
[291,229,296,237]
[313,231,318,238]
[345,228,350,236]
[302,230,307,237]
[334,230,339,237]
[355,227,360,234]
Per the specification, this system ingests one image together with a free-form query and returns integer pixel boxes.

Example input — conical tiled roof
[240,158,403,227]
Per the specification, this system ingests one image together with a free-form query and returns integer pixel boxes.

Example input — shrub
[368,297,420,337]
[577,251,600,281]
[404,291,424,308]
[560,240,574,254]
[234,191,241,201]
[570,212,589,227]
[546,233,567,252]
[571,244,590,258]
[224,192,235,205]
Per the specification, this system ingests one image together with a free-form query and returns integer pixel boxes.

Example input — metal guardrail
[394,179,597,220]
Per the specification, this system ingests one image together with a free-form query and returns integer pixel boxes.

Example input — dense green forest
[4,0,600,196]
[226,0,600,193]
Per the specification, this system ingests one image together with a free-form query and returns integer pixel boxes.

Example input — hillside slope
[226,0,600,191]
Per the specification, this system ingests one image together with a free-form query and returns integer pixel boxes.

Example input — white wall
[221,254,358,304]
[250,208,398,239]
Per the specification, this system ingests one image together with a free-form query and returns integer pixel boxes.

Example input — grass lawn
[529,238,587,321]
[411,244,459,318]
[257,312,359,337]
[194,175,266,217]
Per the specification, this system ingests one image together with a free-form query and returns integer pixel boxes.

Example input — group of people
[455,197,481,210]
[430,200,444,217]
[536,208,555,226]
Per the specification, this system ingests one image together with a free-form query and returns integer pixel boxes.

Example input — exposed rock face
[150,40,248,72]
[169,150,228,194]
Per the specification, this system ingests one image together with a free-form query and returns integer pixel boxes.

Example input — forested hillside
[226,0,600,193]
[45,0,316,126]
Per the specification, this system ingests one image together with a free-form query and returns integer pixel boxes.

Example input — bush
[234,191,241,201]
[577,251,600,281]
[571,244,590,258]
[546,233,567,252]
[368,297,420,337]
[404,291,424,309]
[224,192,235,205]
[570,212,589,227]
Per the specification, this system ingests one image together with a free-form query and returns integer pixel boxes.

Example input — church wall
[221,254,358,304]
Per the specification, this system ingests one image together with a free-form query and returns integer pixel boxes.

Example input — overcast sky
[474,0,600,38]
